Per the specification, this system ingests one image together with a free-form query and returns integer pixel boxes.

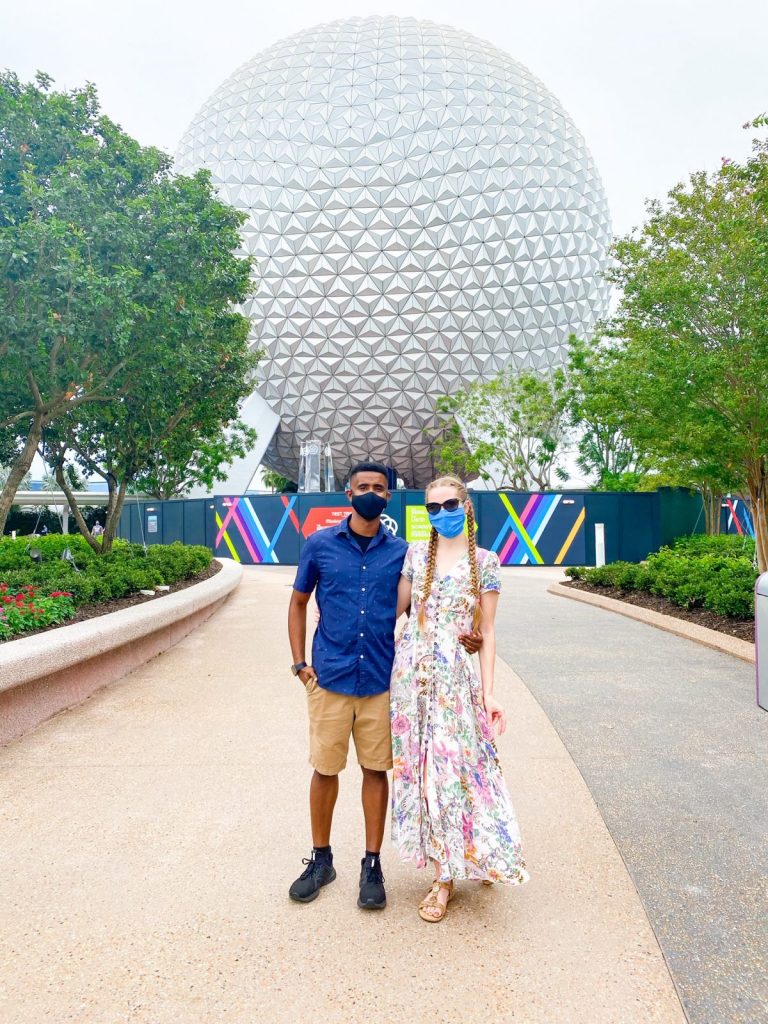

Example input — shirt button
[361,610,365,615]
[362,566,367,570]
[361,587,366,592]
[360,654,365,660]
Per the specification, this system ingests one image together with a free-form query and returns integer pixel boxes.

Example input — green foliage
[567,539,757,619]
[0,71,170,530]
[592,122,768,566]
[671,533,756,559]
[0,537,212,617]
[432,367,570,489]
[261,469,297,493]
[0,71,259,544]
[565,335,649,488]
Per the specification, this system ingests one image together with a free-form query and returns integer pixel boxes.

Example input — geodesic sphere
[176,15,611,487]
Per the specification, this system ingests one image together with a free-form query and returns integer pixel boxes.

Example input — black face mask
[350,492,388,521]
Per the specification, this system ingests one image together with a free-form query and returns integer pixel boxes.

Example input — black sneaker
[358,855,386,910]
[289,853,336,903]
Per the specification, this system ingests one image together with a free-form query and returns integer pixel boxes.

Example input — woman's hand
[484,694,507,735]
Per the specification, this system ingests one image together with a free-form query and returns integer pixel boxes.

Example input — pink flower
[391,714,410,736]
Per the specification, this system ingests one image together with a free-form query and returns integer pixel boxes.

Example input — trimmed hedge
[0,536,212,610]
[565,535,757,619]
[670,534,756,559]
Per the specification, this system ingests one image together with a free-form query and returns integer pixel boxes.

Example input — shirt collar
[335,514,388,549]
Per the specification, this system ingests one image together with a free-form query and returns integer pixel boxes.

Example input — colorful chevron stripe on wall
[215,495,300,564]
[725,497,755,539]
[490,492,586,566]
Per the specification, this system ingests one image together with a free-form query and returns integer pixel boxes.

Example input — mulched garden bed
[0,560,222,644]
[562,579,755,644]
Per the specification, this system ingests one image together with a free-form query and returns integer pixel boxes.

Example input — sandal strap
[419,880,453,909]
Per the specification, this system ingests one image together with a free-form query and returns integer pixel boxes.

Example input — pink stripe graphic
[216,497,240,547]
[500,493,540,563]
[231,504,261,562]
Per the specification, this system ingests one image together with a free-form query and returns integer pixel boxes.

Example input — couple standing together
[288,463,529,922]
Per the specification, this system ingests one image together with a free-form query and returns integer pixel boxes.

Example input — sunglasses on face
[425,498,462,514]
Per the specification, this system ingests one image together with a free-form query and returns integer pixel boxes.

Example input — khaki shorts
[305,678,393,776]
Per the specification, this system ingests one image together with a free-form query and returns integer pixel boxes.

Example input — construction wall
[115,487,742,567]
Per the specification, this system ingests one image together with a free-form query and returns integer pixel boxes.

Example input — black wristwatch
[291,661,307,676]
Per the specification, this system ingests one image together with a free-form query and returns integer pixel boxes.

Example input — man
[287,462,481,910]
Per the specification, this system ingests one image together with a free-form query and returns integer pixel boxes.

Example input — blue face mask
[428,507,466,538]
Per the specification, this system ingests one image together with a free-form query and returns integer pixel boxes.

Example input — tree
[432,367,570,489]
[134,421,258,501]
[0,71,169,532]
[0,73,259,547]
[261,469,297,493]
[45,169,258,552]
[565,334,649,489]
[599,120,768,564]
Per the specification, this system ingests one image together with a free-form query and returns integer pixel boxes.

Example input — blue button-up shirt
[293,516,408,696]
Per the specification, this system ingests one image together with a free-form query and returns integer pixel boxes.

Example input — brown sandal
[418,879,454,922]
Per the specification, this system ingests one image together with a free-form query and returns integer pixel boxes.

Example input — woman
[390,475,529,922]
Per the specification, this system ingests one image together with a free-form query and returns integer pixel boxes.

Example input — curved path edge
[548,580,754,664]
[0,558,242,747]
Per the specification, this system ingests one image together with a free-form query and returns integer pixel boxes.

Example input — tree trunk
[701,486,722,536]
[747,458,768,574]
[101,478,128,554]
[0,414,45,534]
[55,464,101,554]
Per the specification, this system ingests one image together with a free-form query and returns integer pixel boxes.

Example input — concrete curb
[0,558,242,746]
[548,581,755,664]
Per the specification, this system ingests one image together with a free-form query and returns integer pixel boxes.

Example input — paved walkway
[0,563,757,1023]
[495,568,768,1024]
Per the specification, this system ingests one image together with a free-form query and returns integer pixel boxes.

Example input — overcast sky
[3,0,767,236]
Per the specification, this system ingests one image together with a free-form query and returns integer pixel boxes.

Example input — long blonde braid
[417,475,481,630]
[466,499,482,630]
[417,525,439,629]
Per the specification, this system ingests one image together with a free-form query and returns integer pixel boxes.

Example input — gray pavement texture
[0,566,687,1024]
[496,568,768,1024]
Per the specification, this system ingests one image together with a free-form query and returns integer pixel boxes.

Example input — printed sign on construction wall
[406,505,431,542]
[405,502,476,542]
[301,505,351,536]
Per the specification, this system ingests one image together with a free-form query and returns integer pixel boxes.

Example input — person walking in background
[287,463,483,911]
[390,475,529,922]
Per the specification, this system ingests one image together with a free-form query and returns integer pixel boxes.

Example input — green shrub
[566,540,757,619]
[569,561,649,591]
[671,534,756,560]
[0,538,213,616]
[564,566,586,580]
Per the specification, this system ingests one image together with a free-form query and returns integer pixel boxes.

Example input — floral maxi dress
[390,543,529,885]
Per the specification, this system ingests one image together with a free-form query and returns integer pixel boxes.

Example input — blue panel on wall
[162,502,183,546]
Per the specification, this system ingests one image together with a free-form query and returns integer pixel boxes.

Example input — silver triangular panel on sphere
[176,15,611,487]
